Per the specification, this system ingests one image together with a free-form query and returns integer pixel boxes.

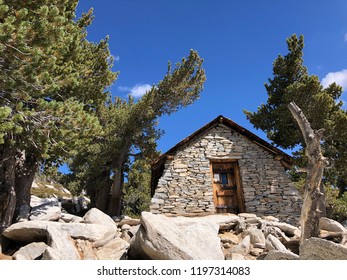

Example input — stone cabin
[150,115,302,224]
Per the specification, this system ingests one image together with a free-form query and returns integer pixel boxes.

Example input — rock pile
[1,197,347,260]
[1,207,131,260]
[128,212,347,260]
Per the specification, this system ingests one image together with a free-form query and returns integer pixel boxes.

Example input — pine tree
[244,34,347,196]
[0,0,116,232]
[67,50,206,217]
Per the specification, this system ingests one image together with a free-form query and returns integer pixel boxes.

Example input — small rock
[271,222,299,236]
[319,217,347,233]
[13,242,47,260]
[232,235,250,255]
[30,198,61,221]
[246,228,265,245]
[250,247,264,257]
[118,216,141,227]
[265,234,287,251]
[238,213,257,219]
[96,238,130,260]
[60,213,84,223]
[219,232,239,245]
[121,224,132,231]
[225,252,245,260]
[83,208,117,231]
[262,216,280,222]
[264,250,299,260]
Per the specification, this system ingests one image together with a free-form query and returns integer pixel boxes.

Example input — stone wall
[150,124,302,224]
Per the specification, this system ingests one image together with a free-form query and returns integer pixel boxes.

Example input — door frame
[210,159,245,213]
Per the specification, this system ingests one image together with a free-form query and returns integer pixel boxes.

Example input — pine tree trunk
[288,102,328,244]
[92,176,112,213]
[107,164,124,217]
[14,151,38,221]
[0,145,38,232]
[0,145,17,233]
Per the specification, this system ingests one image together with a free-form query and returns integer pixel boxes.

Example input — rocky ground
[1,196,347,260]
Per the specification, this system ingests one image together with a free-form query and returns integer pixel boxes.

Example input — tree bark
[14,151,38,221]
[89,174,112,213]
[0,145,38,233]
[107,162,124,217]
[288,102,328,244]
[0,145,17,233]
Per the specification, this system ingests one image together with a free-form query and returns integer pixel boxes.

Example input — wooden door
[211,161,244,214]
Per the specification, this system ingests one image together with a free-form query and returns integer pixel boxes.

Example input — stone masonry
[150,122,302,225]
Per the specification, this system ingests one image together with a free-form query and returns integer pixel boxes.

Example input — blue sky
[76,0,347,155]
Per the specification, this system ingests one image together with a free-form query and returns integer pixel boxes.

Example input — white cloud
[344,33,347,42]
[321,69,347,90]
[118,83,152,98]
[117,86,130,92]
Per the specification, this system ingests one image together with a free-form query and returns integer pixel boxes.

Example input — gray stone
[78,196,90,210]
[121,224,132,230]
[247,228,265,245]
[13,242,47,260]
[29,198,61,221]
[42,247,61,260]
[264,226,290,242]
[96,238,130,260]
[60,213,84,223]
[15,204,31,222]
[238,213,257,219]
[264,250,299,260]
[265,234,287,251]
[232,235,251,255]
[299,237,347,260]
[75,240,98,260]
[46,224,81,260]
[270,222,299,236]
[225,252,245,260]
[2,220,50,243]
[219,232,239,245]
[83,208,117,231]
[194,214,240,229]
[131,212,224,260]
[319,217,347,233]
[3,220,117,244]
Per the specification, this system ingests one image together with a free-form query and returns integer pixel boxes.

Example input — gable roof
[151,115,293,195]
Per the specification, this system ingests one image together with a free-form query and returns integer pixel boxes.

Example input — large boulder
[299,237,347,260]
[130,212,224,260]
[2,220,50,243]
[2,220,117,244]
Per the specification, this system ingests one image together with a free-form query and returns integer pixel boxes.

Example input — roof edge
[151,115,293,169]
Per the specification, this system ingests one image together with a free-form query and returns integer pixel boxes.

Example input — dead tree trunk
[288,102,328,244]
